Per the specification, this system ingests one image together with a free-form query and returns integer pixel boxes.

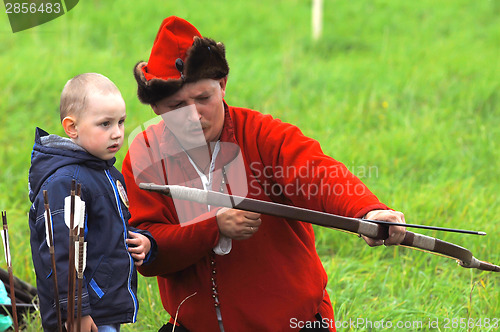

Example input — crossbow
[139,183,499,272]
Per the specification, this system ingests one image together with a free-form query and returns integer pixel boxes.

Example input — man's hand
[216,208,262,240]
[127,231,152,266]
[361,210,406,246]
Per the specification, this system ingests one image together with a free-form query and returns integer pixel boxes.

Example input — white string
[172,292,197,332]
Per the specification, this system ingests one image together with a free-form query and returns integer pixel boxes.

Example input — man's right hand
[216,208,261,240]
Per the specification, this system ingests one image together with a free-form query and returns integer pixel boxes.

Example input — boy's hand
[126,231,152,266]
[65,315,97,331]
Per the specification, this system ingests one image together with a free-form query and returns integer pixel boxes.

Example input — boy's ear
[62,116,78,139]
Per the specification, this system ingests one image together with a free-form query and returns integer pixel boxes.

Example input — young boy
[28,73,156,331]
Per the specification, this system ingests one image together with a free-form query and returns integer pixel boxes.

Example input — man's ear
[219,76,228,98]
[62,116,78,139]
[151,104,160,115]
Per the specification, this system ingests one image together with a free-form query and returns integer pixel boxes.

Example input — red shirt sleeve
[230,108,389,218]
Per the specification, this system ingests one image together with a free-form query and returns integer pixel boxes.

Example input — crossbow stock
[139,183,499,272]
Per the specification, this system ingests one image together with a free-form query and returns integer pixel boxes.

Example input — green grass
[1,0,499,331]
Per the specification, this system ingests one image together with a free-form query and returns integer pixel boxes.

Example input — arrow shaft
[150,184,484,237]
[361,219,485,235]
[43,191,63,332]
[75,183,85,332]
[2,211,18,332]
[76,227,85,332]
[67,180,77,331]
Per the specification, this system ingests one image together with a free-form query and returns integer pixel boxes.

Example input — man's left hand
[361,210,406,246]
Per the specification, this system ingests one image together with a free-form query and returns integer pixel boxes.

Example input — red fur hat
[134,16,229,104]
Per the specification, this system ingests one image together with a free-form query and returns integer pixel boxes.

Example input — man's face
[73,92,126,160]
[152,78,227,148]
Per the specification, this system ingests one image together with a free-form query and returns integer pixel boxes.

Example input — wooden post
[312,0,324,40]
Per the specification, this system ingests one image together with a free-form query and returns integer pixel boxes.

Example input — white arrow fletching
[75,241,87,277]
[78,201,86,229]
[1,230,11,267]
[44,209,53,247]
[65,195,83,229]
[82,242,87,272]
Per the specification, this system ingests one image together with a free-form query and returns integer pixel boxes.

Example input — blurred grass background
[0,0,499,330]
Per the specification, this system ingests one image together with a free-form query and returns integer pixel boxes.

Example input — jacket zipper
[105,170,138,322]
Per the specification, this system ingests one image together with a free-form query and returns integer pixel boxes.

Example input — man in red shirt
[122,16,406,332]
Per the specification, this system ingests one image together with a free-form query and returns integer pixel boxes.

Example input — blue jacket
[28,128,156,330]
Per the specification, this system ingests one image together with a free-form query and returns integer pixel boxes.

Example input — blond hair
[59,73,121,121]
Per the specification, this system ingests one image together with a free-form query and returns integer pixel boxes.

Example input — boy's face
[72,92,126,160]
